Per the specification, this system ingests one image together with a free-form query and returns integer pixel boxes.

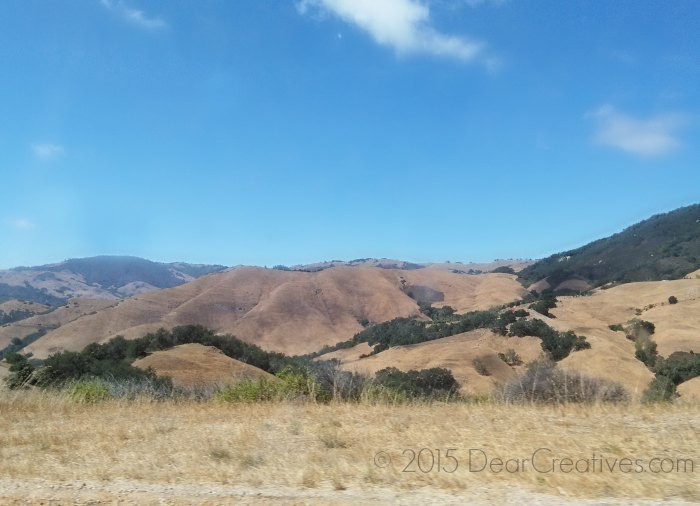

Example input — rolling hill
[518,204,700,293]
[320,275,700,397]
[133,343,275,388]
[21,266,527,358]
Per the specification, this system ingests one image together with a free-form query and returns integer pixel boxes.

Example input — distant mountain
[287,258,532,273]
[0,256,227,305]
[519,204,700,293]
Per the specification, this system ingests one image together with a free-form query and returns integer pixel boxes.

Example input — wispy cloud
[588,105,689,157]
[31,143,65,161]
[9,218,35,231]
[100,0,166,30]
[297,0,486,63]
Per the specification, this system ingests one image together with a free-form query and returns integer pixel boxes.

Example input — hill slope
[323,276,700,397]
[132,343,274,388]
[519,204,700,292]
[22,266,527,358]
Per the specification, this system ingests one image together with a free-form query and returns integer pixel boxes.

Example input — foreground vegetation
[0,391,697,504]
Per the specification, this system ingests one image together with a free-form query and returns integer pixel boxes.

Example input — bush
[3,352,35,389]
[499,359,628,404]
[654,351,700,384]
[373,367,459,399]
[642,376,677,403]
[498,349,522,366]
[215,378,282,402]
[634,336,658,368]
[491,266,515,274]
[624,319,655,342]
[608,324,624,332]
[529,295,558,318]
[69,379,112,403]
[216,366,331,403]
[418,303,456,320]
[668,295,678,304]
[472,358,490,376]
[509,320,590,361]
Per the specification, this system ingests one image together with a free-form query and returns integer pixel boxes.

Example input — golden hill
[132,343,274,388]
[323,277,700,398]
[677,376,700,402]
[23,267,527,358]
[331,329,543,396]
[0,299,118,351]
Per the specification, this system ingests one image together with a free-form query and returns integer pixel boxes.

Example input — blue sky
[1,0,698,268]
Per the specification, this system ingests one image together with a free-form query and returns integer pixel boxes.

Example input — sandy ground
[1,477,696,505]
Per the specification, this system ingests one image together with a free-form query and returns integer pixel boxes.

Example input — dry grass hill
[319,276,700,398]
[22,266,527,358]
[0,299,118,351]
[0,300,50,315]
[325,329,543,396]
[677,376,700,401]
[133,343,274,388]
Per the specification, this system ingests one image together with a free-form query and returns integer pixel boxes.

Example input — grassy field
[0,390,698,504]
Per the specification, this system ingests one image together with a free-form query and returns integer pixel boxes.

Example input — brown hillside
[323,278,700,398]
[132,343,274,388]
[0,300,50,315]
[24,266,527,358]
[335,329,543,396]
[0,299,117,351]
[677,376,700,402]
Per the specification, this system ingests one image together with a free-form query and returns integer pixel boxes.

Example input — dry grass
[23,266,526,358]
[0,390,698,504]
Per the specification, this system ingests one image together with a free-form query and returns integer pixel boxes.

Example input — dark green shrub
[509,320,589,361]
[491,266,515,274]
[642,376,677,403]
[635,336,658,368]
[608,324,624,332]
[529,296,558,318]
[374,367,459,399]
[624,319,655,342]
[668,295,678,304]
[3,352,35,389]
[654,351,700,384]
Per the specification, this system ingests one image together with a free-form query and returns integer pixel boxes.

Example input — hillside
[0,299,119,355]
[22,266,527,358]
[330,329,543,396]
[0,256,227,306]
[290,258,532,273]
[0,300,51,325]
[519,204,700,292]
[321,275,700,398]
[132,343,274,388]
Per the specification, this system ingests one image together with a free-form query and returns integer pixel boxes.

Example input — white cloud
[31,143,65,160]
[100,0,166,30]
[9,218,35,231]
[297,0,484,62]
[588,105,688,157]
